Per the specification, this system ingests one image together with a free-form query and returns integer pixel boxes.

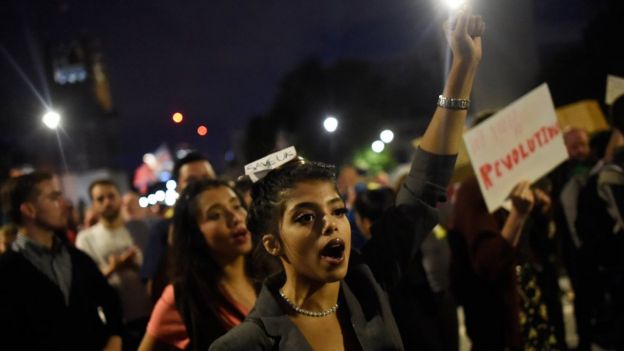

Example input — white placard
[244,146,297,182]
[606,75,624,105]
[463,84,568,212]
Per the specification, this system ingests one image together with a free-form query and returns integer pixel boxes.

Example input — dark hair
[88,179,118,200]
[234,176,253,195]
[173,151,209,181]
[589,130,613,161]
[354,187,395,222]
[171,178,249,328]
[247,159,337,279]
[2,172,53,225]
[612,95,624,133]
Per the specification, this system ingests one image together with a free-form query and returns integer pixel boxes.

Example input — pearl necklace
[278,289,339,318]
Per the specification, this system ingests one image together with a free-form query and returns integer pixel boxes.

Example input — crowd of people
[1,11,623,351]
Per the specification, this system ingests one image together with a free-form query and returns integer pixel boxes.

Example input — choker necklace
[278,289,339,317]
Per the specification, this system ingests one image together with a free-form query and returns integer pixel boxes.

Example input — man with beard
[0,172,123,350]
[76,179,151,351]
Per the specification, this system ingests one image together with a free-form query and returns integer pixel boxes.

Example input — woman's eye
[333,207,348,217]
[206,212,222,220]
[295,213,315,224]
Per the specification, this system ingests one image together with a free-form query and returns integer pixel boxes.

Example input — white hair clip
[244,146,298,182]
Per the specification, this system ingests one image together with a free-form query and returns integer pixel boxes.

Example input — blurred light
[172,112,184,124]
[176,149,190,159]
[139,197,149,208]
[165,190,178,206]
[166,180,177,190]
[158,171,171,182]
[155,190,166,202]
[42,111,61,129]
[443,0,465,10]
[143,153,156,166]
[323,116,338,133]
[380,129,394,143]
[197,125,208,136]
[372,140,385,153]
[147,194,157,205]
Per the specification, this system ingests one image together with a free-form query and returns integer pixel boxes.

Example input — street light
[372,140,385,153]
[380,129,394,143]
[42,110,61,129]
[443,0,465,10]
[323,116,338,133]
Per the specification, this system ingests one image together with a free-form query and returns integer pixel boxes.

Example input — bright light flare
[155,190,166,202]
[166,180,177,190]
[323,116,338,133]
[172,112,184,123]
[372,140,385,153]
[139,197,149,208]
[197,125,208,136]
[443,0,465,10]
[380,130,394,143]
[42,111,61,129]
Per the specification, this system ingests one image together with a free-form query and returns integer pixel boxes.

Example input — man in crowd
[0,172,123,350]
[140,151,216,302]
[76,179,151,350]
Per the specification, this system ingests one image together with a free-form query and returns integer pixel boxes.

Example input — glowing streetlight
[443,0,465,10]
[139,197,149,208]
[380,129,394,143]
[172,112,184,123]
[197,125,208,136]
[42,111,61,129]
[323,116,338,133]
[372,140,385,153]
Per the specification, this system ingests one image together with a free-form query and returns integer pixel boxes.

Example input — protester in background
[141,151,216,303]
[450,175,562,350]
[0,172,123,351]
[575,96,624,350]
[139,179,256,351]
[0,223,18,254]
[234,176,254,207]
[211,12,484,350]
[353,187,395,241]
[76,179,151,351]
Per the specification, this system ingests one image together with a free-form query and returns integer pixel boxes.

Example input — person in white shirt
[77,179,151,350]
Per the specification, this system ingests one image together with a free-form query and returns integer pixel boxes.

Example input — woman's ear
[262,234,282,256]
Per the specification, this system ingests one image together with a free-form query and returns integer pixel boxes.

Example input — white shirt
[76,222,150,322]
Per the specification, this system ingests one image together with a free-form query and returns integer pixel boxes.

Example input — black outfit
[210,149,456,350]
[0,245,123,351]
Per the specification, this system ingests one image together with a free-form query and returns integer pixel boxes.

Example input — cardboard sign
[463,84,568,212]
[606,75,624,105]
[556,100,609,134]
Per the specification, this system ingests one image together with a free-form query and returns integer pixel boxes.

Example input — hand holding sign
[463,84,568,212]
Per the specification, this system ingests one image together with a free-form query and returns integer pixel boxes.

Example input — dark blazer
[210,149,456,351]
[0,246,123,351]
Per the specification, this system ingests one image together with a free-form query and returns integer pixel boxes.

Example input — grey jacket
[210,148,456,351]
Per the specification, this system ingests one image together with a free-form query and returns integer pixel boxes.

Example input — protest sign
[556,100,608,134]
[463,84,568,212]
[606,75,624,105]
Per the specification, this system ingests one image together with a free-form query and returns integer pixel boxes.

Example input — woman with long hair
[210,12,485,350]
[139,179,256,351]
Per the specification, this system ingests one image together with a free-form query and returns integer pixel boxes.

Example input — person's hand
[533,188,551,214]
[119,247,138,269]
[106,254,123,275]
[509,181,534,216]
[446,11,485,65]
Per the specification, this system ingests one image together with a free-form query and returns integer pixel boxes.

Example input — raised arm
[420,12,485,156]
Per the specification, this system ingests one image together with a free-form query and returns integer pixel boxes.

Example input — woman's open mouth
[231,227,250,244]
[319,238,346,265]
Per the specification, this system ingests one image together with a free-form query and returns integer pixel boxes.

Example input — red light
[172,112,183,123]
[197,125,208,136]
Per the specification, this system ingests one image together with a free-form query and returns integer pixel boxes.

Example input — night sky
[0,0,609,176]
